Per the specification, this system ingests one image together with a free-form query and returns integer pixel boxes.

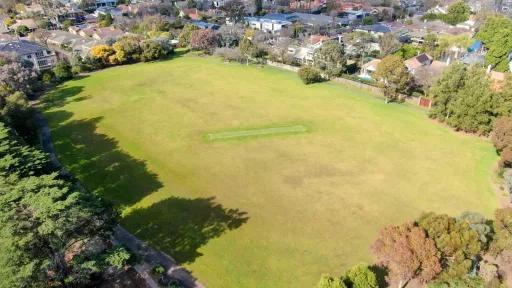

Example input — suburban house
[287,36,330,64]
[404,53,448,87]
[95,0,117,8]
[10,19,38,33]
[73,27,126,41]
[292,12,350,27]
[246,17,292,34]
[191,21,220,30]
[359,58,381,80]
[500,0,512,15]
[0,40,57,71]
[355,23,391,37]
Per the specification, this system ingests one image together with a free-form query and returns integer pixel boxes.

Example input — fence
[266,61,428,108]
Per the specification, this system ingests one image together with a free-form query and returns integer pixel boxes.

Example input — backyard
[43,54,498,287]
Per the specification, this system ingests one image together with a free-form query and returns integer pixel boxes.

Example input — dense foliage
[190,29,218,54]
[313,41,346,78]
[316,263,378,288]
[0,53,38,140]
[0,122,116,287]
[476,16,512,72]
[373,55,414,103]
[298,66,323,84]
[88,37,173,68]
[428,64,510,135]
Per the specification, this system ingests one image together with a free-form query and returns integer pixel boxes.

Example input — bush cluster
[298,66,323,84]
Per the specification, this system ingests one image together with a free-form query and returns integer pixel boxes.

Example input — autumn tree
[373,55,414,103]
[492,116,512,153]
[489,208,512,255]
[90,45,116,66]
[476,16,512,72]
[190,29,218,54]
[313,41,346,78]
[112,36,143,64]
[417,213,482,280]
[371,222,441,287]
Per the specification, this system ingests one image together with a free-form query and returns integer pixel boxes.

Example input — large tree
[379,33,400,56]
[428,63,467,121]
[491,116,512,153]
[417,213,482,280]
[446,67,497,134]
[477,16,512,72]
[313,40,346,78]
[222,0,246,24]
[442,1,471,25]
[372,222,441,287]
[490,208,512,255]
[0,122,116,287]
[0,52,37,99]
[344,264,378,288]
[373,55,414,103]
[190,29,218,54]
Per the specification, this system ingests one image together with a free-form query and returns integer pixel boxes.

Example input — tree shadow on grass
[42,85,91,109]
[46,110,163,208]
[370,265,389,288]
[45,110,249,264]
[122,196,249,264]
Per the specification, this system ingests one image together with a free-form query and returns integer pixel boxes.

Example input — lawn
[43,54,498,287]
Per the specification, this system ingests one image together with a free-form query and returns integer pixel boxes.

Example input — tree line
[318,209,512,288]
[0,51,132,287]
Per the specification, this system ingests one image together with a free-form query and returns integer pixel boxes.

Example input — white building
[359,58,381,80]
[245,17,292,34]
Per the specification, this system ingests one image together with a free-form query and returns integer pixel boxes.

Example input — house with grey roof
[0,40,57,71]
[291,12,350,27]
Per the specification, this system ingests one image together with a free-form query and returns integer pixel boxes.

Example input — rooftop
[0,40,49,55]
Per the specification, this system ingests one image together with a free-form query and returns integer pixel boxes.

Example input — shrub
[214,47,245,62]
[316,274,346,288]
[152,264,166,275]
[344,264,378,288]
[53,61,73,81]
[178,24,199,47]
[141,40,166,62]
[298,66,322,84]
[499,147,512,168]
[41,71,54,84]
[104,246,131,269]
[492,116,512,152]
[190,29,218,54]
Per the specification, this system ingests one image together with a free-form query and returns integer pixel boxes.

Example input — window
[38,60,48,67]
[35,51,44,58]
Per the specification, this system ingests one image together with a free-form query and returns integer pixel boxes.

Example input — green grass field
[43,54,498,287]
